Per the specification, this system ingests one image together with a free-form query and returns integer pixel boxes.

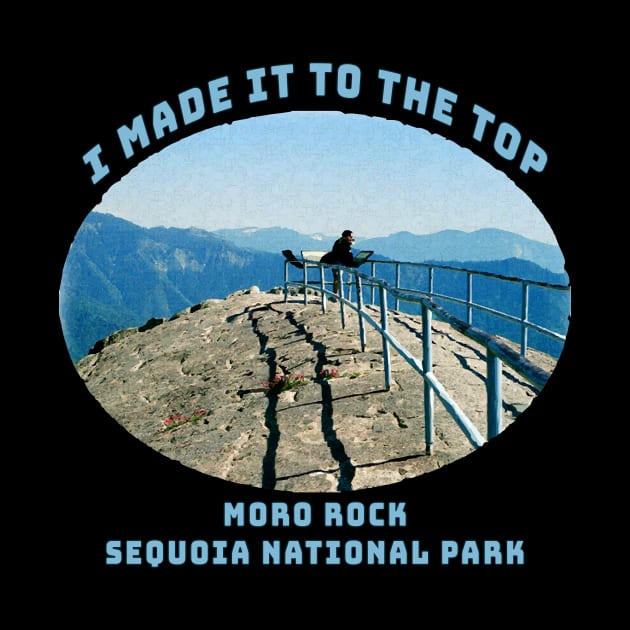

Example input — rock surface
[75,287,557,493]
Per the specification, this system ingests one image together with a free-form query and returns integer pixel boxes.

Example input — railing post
[422,303,434,455]
[302,263,308,305]
[320,264,326,313]
[467,271,473,325]
[284,261,289,303]
[370,262,376,305]
[347,268,353,302]
[339,268,346,329]
[428,266,434,297]
[395,263,401,311]
[487,349,502,439]
[356,275,366,352]
[380,285,391,390]
[521,282,529,356]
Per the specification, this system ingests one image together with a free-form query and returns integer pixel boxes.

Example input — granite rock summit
[75,287,557,493]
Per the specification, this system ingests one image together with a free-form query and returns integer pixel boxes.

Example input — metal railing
[283,257,570,453]
[363,260,569,357]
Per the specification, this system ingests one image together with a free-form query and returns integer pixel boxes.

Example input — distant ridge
[211,226,336,256]
[211,226,566,275]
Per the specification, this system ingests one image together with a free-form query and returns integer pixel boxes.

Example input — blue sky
[96,111,558,245]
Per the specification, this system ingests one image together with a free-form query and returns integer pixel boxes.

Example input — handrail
[283,257,569,453]
[363,259,570,357]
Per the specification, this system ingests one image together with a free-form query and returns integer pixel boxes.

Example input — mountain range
[59,212,570,363]
[212,226,567,275]
[60,213,284,362]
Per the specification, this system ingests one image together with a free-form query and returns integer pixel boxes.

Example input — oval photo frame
[60,107,571,493]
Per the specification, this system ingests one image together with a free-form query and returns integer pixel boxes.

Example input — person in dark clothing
[330,230,356,267]
[321,230,357,293]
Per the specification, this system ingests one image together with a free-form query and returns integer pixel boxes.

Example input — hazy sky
[95,111,558,245]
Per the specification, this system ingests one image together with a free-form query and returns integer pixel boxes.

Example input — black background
[28,31,595,612]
